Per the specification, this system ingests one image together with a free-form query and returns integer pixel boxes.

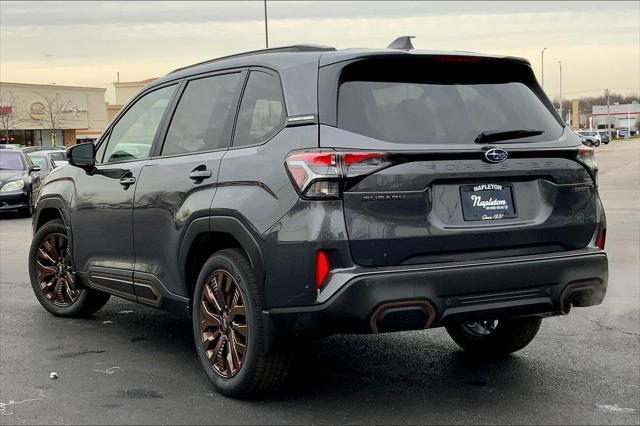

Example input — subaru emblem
[484,148,508,163]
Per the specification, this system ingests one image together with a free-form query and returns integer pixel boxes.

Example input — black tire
[21,192,34,217]
[29,219,110,317]
[445,317,542,356]
[192,249,292,398]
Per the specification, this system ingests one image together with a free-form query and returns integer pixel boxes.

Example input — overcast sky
[1,1,638,103]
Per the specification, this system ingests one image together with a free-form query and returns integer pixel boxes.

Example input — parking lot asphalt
[1,141,638,425]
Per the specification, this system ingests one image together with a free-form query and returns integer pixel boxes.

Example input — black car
[29,39,608,397]
[0,149,41,216]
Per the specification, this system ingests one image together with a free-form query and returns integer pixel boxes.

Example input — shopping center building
[0,82,107,147]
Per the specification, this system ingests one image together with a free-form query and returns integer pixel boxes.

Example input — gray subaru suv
[29,39,608,397]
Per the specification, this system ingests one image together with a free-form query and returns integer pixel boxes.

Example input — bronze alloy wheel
[199,270,248,379]
[35,232,79,306]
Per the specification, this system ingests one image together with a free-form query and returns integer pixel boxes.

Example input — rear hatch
[317,54,599,267]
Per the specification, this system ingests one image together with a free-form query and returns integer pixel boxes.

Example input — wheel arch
[33,198,70,232]
[180,216,266,303]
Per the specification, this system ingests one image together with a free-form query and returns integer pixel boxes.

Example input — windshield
[0,151,24,170]
[336,58,563,145]
[48,151,66,161]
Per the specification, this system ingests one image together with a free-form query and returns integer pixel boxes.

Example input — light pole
[558,61,563,122]
[605,89,611,140]
[541,48,547,90]
[264,0,269,48]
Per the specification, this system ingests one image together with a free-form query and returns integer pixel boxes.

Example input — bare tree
[35,92,70,146]
[0,91,23,143]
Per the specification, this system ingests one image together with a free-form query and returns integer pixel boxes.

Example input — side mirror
[29,165,41,173]
[67,143,95,168]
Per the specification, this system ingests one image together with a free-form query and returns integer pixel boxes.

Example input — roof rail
[169,44,336,74]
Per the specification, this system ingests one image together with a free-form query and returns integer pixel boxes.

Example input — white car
[575,130,601,147]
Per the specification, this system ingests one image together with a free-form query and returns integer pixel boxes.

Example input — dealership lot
[0,142,638,424]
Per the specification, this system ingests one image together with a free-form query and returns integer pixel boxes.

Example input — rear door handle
[119,176,136,186]
[189,169,212,181]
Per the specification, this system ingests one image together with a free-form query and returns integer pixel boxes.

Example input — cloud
[0,1,634,27]
[1,1,638,99]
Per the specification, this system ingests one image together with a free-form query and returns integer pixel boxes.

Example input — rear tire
[445,317,542,356]
[29,219,111,317]
[192,249,292,398]
[21,194,34,217]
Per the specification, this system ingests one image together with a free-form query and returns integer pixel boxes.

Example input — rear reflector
[596,229,606,250]
[315,250,330,289]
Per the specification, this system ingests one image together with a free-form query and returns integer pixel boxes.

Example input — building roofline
[0,81,107,92]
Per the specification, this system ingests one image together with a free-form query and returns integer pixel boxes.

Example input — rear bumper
[0,191,29,210]
[267,249,608,335]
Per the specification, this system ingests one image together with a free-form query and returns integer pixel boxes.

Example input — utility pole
[627,103,631,140]
[264,0,269,48]
[541,48,547,90]
[558,61,563,122]
[605,89,611,140]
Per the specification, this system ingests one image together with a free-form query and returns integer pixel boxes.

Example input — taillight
[596,229,606,250]
[577,147,598,185]
[315,250,330,289]
[285,151,390,198]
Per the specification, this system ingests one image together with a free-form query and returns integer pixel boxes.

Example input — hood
[0,170,26,186]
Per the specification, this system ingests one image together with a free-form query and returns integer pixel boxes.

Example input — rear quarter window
[233,71,286,147]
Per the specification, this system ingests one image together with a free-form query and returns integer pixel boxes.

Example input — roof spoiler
[387,36,415,50]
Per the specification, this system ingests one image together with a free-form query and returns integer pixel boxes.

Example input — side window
[162,73,241,155]
[233,71,285,147]
[102,84,176,163]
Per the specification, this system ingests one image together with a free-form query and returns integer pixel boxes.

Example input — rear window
[336,58,562,145]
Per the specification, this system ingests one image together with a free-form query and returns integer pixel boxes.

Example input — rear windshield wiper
[474,129,545,144]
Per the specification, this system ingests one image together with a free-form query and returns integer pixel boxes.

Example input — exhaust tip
[560,280,605,314]
[370,300,436,334]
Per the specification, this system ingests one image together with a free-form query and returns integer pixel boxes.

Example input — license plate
[460,183,517,221]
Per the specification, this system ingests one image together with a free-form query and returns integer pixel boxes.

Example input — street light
[264,0,269,48]
[558,61,563,122]
[541,48,547,90]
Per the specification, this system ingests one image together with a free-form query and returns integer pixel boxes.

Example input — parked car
[617,128,629,138]
[21,145,65,154]
[576,130,601,147]
[26,152,58,180]
[28,40,608,397]
[23,147,67,167]
[597,131,610,144]
[0,149,41,216]
[0,143,23,150]
[45,150,67,168]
